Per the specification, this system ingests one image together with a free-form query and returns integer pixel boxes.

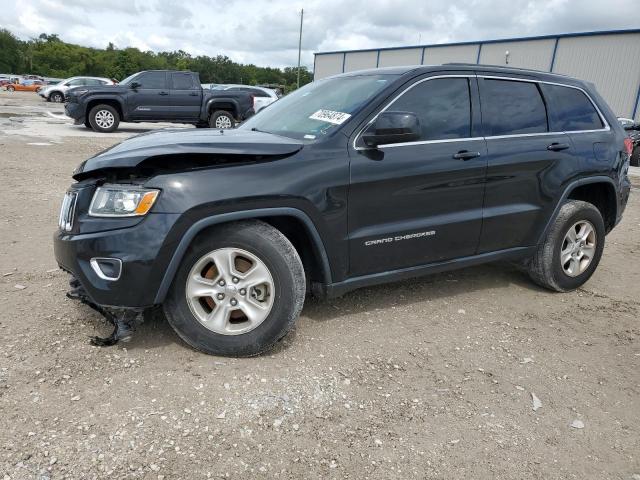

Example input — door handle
[159,91,169,96]
[453,150,481,160]
[547,142,570,151]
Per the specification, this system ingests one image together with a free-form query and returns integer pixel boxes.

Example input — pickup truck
[64,70,255,133]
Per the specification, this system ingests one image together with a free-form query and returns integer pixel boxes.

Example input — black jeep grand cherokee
[54,64,632,356]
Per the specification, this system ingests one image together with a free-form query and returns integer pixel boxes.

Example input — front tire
[527,200,605,292]
[6,86,15,92]
[164,221,306,356]
[88,104,120,133]
[208,110,235,129]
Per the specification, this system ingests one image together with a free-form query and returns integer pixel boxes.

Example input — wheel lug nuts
[239,288,246,295]
[216,293,225,300]
[218,279,225,286]
[232,277,239,284]
[230,298,238,306]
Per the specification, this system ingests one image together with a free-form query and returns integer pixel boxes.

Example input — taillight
[623,137,633,156]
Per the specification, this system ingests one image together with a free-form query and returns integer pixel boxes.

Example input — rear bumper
[54,213,181,308]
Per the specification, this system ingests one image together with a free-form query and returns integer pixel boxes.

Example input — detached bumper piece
[66,276,143,346]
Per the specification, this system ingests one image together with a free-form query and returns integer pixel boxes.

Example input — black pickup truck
[64,70,255,132]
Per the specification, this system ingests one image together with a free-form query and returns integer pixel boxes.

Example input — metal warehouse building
[314,29,640,121]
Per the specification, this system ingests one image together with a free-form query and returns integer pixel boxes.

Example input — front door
[127,71,169,120]
[348,75,487,277]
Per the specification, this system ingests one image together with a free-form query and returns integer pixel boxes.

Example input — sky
[1,0,639,69]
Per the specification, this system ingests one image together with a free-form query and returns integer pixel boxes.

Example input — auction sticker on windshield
[309,109,351,125]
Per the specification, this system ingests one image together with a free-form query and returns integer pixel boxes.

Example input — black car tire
[164,220,306,356]
[50,91,64,103]
[527,200,605,292]
[208,110,235,129]
[631,146,640,167]
[84,118,92,129]
[88,104,120,133]
[6,86,15,92]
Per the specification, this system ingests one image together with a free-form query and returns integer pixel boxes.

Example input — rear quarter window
[540,83,603,131]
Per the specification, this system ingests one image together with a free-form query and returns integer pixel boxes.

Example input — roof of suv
[339,63,585,87]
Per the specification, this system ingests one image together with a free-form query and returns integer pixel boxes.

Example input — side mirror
[362,111,420,147]
[130,81,140,89]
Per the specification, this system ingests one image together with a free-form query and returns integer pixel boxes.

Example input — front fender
[153,207,332,304]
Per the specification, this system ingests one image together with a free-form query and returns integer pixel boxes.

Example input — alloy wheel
[185,248,275,335]
[94,110,115,129]
[560,220,597,277]
[215,115,233,129]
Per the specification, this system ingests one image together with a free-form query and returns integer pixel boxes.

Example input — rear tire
[527,200,605,292]
[208,110,235,129]
[6,86,15,92]
[50,91,64,103]
[88,104,120,133]
[164,221,306,356]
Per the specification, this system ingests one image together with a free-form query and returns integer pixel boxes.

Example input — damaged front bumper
[53,213,181,309]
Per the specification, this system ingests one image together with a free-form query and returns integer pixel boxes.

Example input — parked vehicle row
[209,84,279,112]
[64,70,256,132]
[39,77,117,103]
[54,64,631,355]
[619,117,640,167]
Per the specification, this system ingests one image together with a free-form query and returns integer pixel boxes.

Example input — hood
[67,84,127,97]
[74,128,304,179]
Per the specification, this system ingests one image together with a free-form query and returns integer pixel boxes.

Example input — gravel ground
[1,90,639,479]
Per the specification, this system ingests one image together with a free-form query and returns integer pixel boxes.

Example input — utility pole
[297,8,304,89]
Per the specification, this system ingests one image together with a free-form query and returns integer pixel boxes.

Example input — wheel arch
[87,98,124,120]
[537,176,618,244]
[207,98,240,118]
[154,207,332,304]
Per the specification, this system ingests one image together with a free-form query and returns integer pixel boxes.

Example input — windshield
[240,74,398,141]
[119,73,139,85]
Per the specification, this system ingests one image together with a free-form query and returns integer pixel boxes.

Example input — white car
[210,84,279,113]
[39,76,116,103]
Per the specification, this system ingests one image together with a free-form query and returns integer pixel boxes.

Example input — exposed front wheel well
[567,182,617,233]
[191,216,329,291]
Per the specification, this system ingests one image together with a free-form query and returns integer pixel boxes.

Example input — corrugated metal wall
[479,39,556,71]
[314,30,640,120]
[424,44,478,64]
[552,33,640,121]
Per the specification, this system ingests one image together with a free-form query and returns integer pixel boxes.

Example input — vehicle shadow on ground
[302,262,544,323]
[72,263,541,355]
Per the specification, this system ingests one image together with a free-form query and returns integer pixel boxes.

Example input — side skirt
[318,246,536,298]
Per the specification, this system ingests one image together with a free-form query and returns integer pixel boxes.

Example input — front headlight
[89,185,159,217]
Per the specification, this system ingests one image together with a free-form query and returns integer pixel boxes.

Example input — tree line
[0,29,313,92]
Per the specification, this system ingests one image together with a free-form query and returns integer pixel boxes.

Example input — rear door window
[136,72,167,89]
[171,72,195,90]
[389,78,472,141]
[481,79,548,136]
[540,83,603,131]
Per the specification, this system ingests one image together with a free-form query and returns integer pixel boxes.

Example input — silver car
[39,76,116,103]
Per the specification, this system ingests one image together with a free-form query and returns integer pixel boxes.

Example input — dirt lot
[1,90,639,479]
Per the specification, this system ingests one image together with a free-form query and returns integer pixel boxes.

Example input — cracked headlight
[89,185,159,217]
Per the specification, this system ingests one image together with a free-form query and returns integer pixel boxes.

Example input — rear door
[348,74,488,277]
[476,76,576,253]
[168,72,201,120]
[128,71,169,120]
